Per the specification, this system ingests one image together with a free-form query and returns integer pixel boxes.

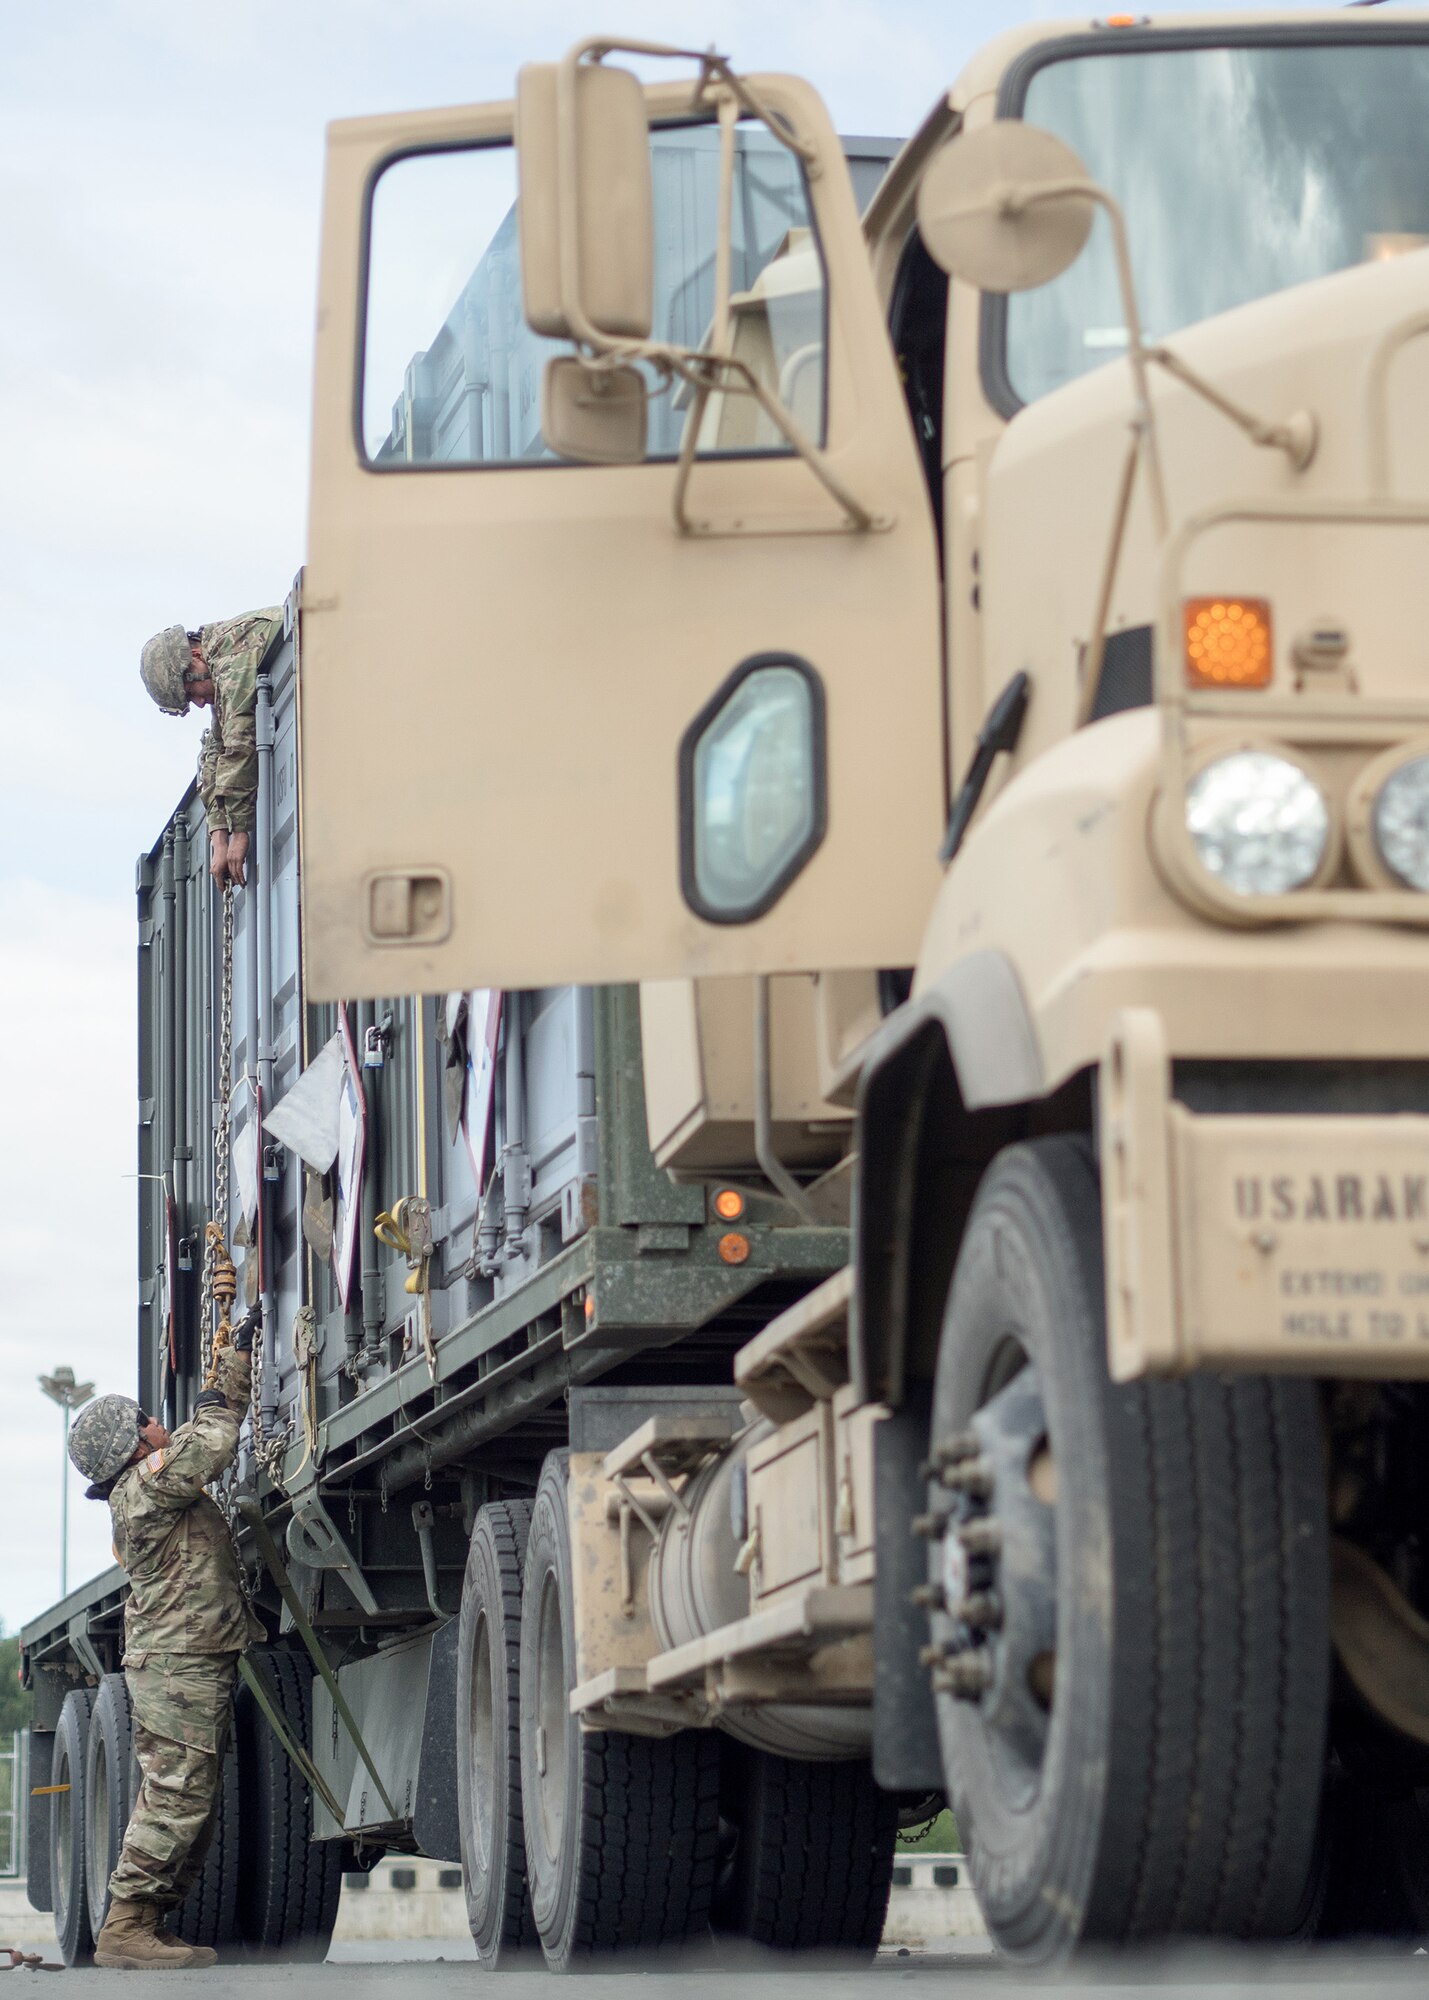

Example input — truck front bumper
[1103,1008,1429,1379]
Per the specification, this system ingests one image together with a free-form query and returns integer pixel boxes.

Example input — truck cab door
[301,71,943,999]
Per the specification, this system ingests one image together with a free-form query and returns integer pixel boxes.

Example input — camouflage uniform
[105,1349,263,1909]
[196,608,281,836]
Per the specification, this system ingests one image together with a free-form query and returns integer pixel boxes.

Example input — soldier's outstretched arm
[207,1342,254,1418]
[136,1352,252,1508]
[205,610,280,838]
[208,696,256,835]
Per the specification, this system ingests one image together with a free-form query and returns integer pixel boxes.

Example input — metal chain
[250,1319,294,1485]
[201,882,293,1562]
[201,886,236,1387]
[202,886,249,1554]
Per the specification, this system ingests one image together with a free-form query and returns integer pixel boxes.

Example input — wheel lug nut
[960,1590,1003,1632]
[918,1642,949,1668]
[929,1429,979,1470]
[938,1654,993,1700]
[957,1519,1001,1557]
[944,1456,994,1499]
[910,1583,945,1610]
[911,1511,947,1540]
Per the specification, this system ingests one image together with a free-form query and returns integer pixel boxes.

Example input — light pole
[39,1367,95,1600]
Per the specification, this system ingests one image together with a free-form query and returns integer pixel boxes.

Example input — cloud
[0,882,136,1629]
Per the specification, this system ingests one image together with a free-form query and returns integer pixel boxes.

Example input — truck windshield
[1004,40,1429,406]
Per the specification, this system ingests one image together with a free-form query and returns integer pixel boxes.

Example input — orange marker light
[718,1232,751,1266]
[1184,597,1273,689]
[583,1294,596,1323]
[713,1188,746,1222]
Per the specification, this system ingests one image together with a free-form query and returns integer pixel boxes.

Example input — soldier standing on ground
[139,608,282,889]
[67,1314,265,1971]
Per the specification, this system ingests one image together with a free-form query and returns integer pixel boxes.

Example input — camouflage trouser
[108,1652,238,1909]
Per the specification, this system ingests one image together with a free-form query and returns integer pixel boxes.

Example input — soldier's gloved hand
[230,1305,262,1353]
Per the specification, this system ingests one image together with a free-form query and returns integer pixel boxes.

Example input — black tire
[26,1729,55,1913]
[712,1742,898,1952]
[927,1135,1329,1964]
[171,1719,241,1947]
[50,1689,94,1965]
[457,1498,538,1967]
[520,1451,720,1970]
[80,1667,242,1949]
[83,1675,135,1939]
[234,1648,343,1958]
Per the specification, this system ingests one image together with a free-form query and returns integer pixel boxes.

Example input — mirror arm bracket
[568,35,820,172]
[1076,433,1141,728]
[994,175,1169,538]
[548,33,858,526]
[1146,345,1318,471]
[664,348,882,535]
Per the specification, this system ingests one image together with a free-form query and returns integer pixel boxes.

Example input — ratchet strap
[236,1653,344,1825]
[236,1497,399,1821]
[2,1946,64,1974]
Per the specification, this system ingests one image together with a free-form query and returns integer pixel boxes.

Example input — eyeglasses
[135,1412,150,1433]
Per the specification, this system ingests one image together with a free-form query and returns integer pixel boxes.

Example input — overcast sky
[0,0,1316,1637]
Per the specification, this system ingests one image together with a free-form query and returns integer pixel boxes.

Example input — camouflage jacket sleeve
[137,1352,251,1510]
[207,1343,252,1419]
[199,608,281,834]
[197,727,217,825]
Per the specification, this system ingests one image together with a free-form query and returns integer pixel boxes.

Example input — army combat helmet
[69,1394,145,1488]
[139,625,196,716]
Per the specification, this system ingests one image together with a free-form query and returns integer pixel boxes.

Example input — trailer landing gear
[924,1135,1329,1964]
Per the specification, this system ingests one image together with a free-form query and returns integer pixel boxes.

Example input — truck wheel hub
[927,1362,1057,1779]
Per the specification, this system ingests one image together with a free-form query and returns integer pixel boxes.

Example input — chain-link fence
[0,1731,26,1878]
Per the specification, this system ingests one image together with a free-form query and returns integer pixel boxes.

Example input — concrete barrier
[3,1850,988,1955]
[333,1853,986,1947]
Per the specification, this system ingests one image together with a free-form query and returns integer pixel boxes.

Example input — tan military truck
[295,13,1429,1962]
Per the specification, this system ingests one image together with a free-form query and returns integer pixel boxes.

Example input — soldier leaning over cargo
[67,1315,265,1971]
[139,609,282,889]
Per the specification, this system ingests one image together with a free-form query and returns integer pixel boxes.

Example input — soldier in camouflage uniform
[138,608,282,890]
[68,1315,265,1970]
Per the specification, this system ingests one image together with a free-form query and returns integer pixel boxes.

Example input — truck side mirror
[542,355,648,465]
[916,121,1094,294]
[515,59,655,342]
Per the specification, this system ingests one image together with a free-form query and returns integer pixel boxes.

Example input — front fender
[851,951,1043,1407]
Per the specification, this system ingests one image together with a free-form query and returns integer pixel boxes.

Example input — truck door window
[361,125,828,468]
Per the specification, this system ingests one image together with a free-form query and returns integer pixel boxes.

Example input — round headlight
[1372,755,1429,891]
[1185,750,1329,896]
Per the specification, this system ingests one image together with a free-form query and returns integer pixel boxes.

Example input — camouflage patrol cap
[68,1394,144,1486]
[139,625,194,716]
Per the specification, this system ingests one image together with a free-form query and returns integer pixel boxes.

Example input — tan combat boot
[153,1915,218,1968]
[92,1899,212,1970]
